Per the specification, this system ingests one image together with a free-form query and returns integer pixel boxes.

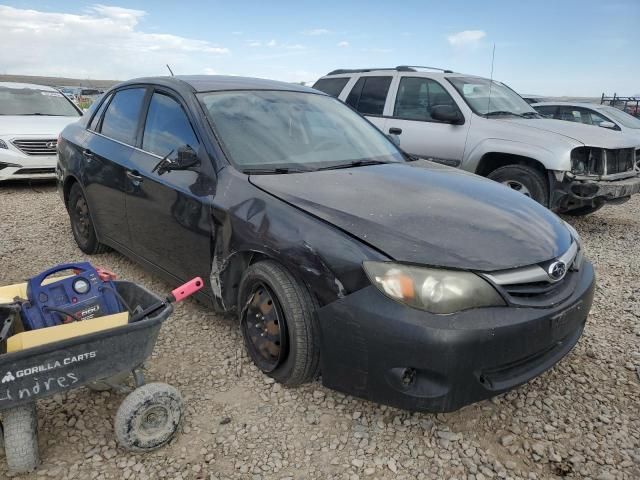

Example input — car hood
[0,115,80,136]
[250,161,572,272]
[496,118,640,149]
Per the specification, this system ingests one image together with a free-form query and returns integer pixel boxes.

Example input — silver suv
[313,66,640,215]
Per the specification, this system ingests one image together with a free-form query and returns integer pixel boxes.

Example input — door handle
[83,149,95,161]
[126,170,143,185]
[388,127,402,135]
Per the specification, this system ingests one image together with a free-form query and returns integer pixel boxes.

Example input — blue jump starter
[20,262,122,330]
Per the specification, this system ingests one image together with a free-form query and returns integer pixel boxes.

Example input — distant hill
[0,74,119,89]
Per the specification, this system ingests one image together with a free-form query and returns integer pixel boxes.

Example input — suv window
[312,78,349,97]
[533,105,557,118]
[346,76,392,115]
[100,88,146,145]
[142,92,198,159]
[88,93,112,131]
[393,77,457,121]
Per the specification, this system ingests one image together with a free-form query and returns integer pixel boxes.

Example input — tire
[68,183,109,254]
[487,165,549,207]
[87,371,131,392]
[238,260,320,387]
[562,203,605,216]
[3,403,39,473]
[114,383,183,452]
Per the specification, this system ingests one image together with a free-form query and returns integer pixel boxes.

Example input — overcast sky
[1,1,638,96]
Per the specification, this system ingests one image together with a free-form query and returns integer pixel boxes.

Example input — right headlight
[571,147,604,176]
[363,261,505,314]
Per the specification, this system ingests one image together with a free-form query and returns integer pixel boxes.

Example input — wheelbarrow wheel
[2,402,39,473]
[114,383,183,452]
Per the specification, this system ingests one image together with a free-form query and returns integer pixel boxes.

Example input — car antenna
[166,64,175,76]
[486,43,496,116]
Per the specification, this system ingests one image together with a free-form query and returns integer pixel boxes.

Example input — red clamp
[96,267,118,282]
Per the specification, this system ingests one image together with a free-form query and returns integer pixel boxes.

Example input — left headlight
[0,139,8,149]
[363,261,505,314]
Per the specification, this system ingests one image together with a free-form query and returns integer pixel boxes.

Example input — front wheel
[114,383,183,452]
[238,261,320,387]
[488,165,549,207]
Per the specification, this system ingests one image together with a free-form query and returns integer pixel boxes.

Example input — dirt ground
[0,182,638,480]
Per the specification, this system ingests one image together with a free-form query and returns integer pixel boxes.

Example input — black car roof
[116,75,320,94]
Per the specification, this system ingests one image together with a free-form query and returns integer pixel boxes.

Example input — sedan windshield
[601,106,640,129]
[0,87,81,116]
[198,90,404,171]
[448,76,536,117]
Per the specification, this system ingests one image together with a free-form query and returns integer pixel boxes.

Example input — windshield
[601,106,640,129]
[448,76,536,117]
[198,90,404,171]
[0,87,80,116]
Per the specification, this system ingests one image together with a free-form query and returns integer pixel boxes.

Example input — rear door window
[142,92,198,160]
[345,76,392,115]
[100,88,146,145]
[88,93,112,131]
[312,78,349,97]
[393,77,458,121]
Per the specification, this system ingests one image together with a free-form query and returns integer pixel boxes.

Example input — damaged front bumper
[551,171,640,211]
[316,260,595,413]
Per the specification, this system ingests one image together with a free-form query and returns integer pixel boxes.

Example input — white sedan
[0,82,82,182]
[532,101,640,163]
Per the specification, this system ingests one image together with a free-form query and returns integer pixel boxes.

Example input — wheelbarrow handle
[129,277,204,323]
[170,277,204,303]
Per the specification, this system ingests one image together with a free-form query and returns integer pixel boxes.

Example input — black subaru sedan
[57,76,594,412]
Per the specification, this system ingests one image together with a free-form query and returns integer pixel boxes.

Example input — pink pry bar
[170,277,204,302]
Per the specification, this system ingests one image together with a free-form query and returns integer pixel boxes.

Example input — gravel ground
[0,182,638,480]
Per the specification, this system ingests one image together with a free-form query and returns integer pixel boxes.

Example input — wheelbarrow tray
[0,281,172,410]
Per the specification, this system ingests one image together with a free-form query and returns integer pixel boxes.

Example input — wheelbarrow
[0,277,202,473]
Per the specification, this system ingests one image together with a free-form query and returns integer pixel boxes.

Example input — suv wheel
[488,165,549,206]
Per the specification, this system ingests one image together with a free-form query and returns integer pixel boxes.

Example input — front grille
[484,242,581,308]
[14,168,55,175]
[571,147,635,176]
[12,139,57,156]
[605,148,635,175]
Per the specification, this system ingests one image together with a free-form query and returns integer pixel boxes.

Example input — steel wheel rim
[72,196,91,242]
[242,283,287,372]
[502,180,532,197]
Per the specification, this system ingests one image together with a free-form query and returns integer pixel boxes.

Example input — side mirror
[153,145,200,175]
[176,145,199,169]
[598,121,617,130]
[431,105,464,125]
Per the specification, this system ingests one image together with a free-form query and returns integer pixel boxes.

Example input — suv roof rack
[326,66,454,75]
[397,65,455,73]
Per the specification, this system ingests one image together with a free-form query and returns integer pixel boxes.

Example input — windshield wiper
[485,111,522,117]
[520,111,541,118]
[242,167,310,174]
[315,159,392,171]
[22,113,62,116]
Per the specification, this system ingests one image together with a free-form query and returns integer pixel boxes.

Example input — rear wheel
[68,183,109,254]
[3,403,39,473]
[238,261,320,387]
[488,165,549,207]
